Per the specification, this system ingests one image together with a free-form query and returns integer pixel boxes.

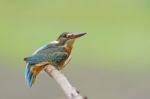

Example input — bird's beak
[72,32,87,39]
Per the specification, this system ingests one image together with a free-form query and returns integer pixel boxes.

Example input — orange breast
[64,46,72,55]
[57,46,72,70]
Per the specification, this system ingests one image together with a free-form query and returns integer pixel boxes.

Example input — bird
[24,32,87,87]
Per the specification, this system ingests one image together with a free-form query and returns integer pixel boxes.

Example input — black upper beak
[72,32,87,39]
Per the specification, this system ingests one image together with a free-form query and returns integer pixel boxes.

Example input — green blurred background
[0,0,150,99]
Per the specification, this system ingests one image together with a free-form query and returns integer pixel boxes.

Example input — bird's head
[57,32,86,47]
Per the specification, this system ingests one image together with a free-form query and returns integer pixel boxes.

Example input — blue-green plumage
[25,63,33,87]
[25,46,68,66]
[25,42,68,87]
[24,32,86,87]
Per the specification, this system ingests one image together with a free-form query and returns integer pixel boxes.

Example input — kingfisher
[24,32,86,87]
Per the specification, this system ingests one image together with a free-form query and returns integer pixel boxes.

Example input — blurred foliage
[0,0,150,72]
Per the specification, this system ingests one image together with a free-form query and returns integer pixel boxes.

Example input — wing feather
[24,47,68,66]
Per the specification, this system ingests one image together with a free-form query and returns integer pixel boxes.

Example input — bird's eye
[63,35,67,38]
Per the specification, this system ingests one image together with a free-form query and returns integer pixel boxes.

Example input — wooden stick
[44,65,87,99]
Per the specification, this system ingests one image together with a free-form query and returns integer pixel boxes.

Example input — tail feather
[25,63,34,87]
[25,63,47,87]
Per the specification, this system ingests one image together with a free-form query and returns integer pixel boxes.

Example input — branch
[44,65,87,99]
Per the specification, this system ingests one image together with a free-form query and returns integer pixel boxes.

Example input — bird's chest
[64,54,72,66]
[64,46,72,65]
[64,46,72,55]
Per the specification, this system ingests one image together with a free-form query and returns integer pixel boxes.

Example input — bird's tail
[25,63,45,87]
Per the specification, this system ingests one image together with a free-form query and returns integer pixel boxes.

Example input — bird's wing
[24,47,68,66]
[32,41,59,55]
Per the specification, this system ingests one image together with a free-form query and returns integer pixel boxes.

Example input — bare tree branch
[44,65,87,99]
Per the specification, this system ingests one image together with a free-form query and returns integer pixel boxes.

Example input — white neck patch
[50,41,59,44]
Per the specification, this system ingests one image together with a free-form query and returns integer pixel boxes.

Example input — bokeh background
[0,0,150,99]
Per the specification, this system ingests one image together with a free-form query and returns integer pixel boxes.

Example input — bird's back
[24,41,70,67]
